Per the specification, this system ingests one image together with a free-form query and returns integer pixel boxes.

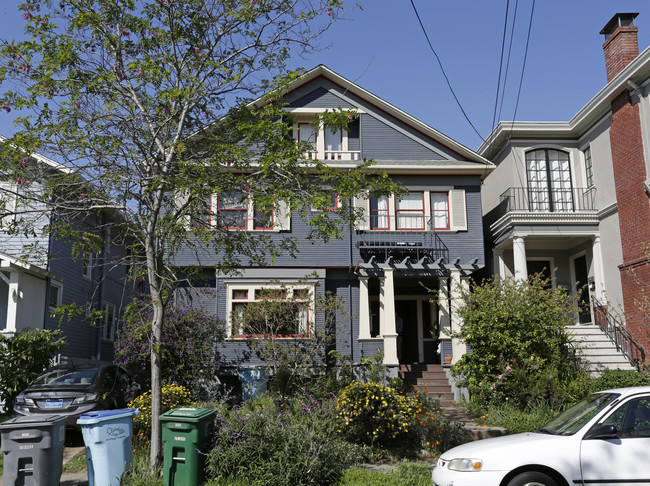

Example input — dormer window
[291,114,360,161]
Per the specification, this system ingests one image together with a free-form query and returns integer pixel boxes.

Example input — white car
[432,386,650,486]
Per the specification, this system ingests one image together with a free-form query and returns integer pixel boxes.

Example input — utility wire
[491,0,511,131]
[409,0,485,143]
[497,0,520,124]
[511,0,535,127]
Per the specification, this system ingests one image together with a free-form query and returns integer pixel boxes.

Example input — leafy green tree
[0,328,65,411]
[0,0,396,468]
[452,274,587,409]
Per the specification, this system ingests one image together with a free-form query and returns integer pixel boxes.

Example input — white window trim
[356,187,467,232]
[82,253,94,280]
[226,281,316,339]
[48,281,63,310]
[201,195,290,232]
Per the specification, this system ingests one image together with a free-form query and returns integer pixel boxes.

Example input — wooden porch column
[380,268,398,365]
[450,270,468,364]
[357,276,371,340]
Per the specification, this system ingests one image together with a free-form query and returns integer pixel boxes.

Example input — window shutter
[276,200,291,231]
[449,189,467,232]
[353,195,369,230]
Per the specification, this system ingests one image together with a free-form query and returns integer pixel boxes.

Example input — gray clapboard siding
[287,86,354,109]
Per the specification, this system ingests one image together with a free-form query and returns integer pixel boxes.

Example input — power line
[491,0,511,132]
[511,0,535,126]
[497,0,520,125]
[409,0,485,143]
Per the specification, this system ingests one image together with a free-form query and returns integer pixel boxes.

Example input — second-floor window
[103,302,115,341]
[396,192,425,230]
[370,195,389,230]
[361,189,466,232]
[82,253,93,280]
[217,192,248,229]
[431,192,450,230]
[526,149,574,212]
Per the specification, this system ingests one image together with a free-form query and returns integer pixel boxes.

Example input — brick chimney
[604,13,650,351]
[601,13,639,81]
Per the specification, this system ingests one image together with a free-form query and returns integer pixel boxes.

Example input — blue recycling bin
[238,367,268,400]
[77,408,139,486]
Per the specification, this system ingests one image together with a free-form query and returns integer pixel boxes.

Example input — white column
[380,268,398,365]
[6,272,20,332]
[513,236,528,281]
[592,236,606,303]
[358,276,371,340]
[493,249,506,278]
[449,270,466,364]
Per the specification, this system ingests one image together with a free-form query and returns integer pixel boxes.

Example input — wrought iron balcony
[357,216,449,264]
[499,186,597,214]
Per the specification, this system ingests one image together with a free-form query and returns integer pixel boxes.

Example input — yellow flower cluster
[128,384,193,443]
[336,382,419,445]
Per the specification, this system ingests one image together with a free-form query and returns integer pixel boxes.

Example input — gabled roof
[256,65,494,172]
[479,44,650,160]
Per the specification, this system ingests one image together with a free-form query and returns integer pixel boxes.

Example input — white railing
[303,151,361,161]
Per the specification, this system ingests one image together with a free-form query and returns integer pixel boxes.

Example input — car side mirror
[584,423,618,440]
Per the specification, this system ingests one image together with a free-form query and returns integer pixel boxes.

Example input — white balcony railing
[303,150,361,161]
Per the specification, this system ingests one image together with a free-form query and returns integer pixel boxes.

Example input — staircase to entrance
[399,364,454,405]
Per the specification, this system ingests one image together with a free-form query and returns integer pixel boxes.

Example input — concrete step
[440,406,507,441]
[566,325,637,374]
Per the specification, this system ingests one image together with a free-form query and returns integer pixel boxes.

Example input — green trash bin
[159,407,215,486]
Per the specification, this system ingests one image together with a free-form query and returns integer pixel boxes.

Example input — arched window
[525,149,574,212]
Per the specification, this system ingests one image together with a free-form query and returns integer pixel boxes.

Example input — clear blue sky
[2,0,650,150]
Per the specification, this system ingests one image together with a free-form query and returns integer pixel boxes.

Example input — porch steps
[399,364,507,440]
[567,325,636,375]
[399,364,455,405]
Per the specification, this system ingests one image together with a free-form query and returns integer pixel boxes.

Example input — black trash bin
[0,414,66,486]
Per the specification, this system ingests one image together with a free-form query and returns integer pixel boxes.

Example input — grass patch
[339,462,432,486]
[62,453,88,473]
[474,400,560,435]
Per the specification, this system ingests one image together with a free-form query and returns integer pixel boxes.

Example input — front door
[395,300,418,363]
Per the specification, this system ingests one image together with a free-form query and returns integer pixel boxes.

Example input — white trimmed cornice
[479,46,650,159]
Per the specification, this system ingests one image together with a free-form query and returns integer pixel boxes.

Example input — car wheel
[507,471,559,486]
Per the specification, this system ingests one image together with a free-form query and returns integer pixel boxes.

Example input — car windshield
[539,392,619,436]
[32,368,99,387]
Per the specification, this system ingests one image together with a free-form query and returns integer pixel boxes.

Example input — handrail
[592,297,648,372]
[499,186,597,213]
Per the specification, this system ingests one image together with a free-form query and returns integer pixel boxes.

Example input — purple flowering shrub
[114,299,225,391]
[206,392,362,486]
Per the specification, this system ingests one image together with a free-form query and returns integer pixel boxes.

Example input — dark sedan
[13,364,141,426]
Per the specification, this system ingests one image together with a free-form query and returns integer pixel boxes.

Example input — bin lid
[77,408,139,425]
[158,407,215,422]
[0,414,66,429]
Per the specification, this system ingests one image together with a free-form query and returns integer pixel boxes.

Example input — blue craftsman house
[174,66,494,387]
[0,138,142,362]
